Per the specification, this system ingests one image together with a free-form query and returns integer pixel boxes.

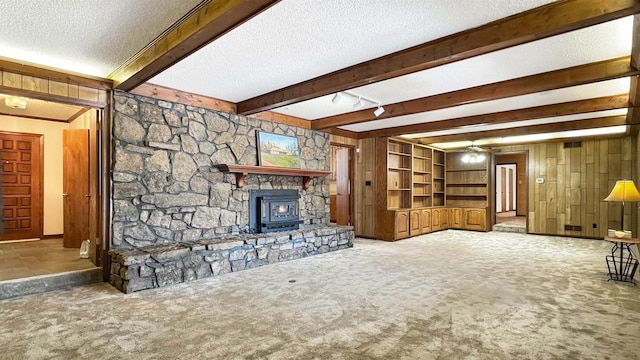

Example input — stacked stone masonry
[112,91,330,249]
[110,91,350,293]
[109,225,354,293]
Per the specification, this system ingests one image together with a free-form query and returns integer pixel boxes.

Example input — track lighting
[374,104,385,117]
[330,91,383,117]
[353,97,364,110]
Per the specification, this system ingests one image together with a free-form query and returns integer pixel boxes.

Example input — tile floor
[0,238,96,281]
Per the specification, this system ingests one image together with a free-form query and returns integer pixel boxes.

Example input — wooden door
[0,132,42,241]
[500,167,506,212]
[464,208,487,231]
[431,208,441,231]
[395,211,409,239]
[508,168,514,212]
[439,208,449,229]
[63,130,89,248]
[409,210,421,236]
[335,147,350,225]
[421,209,431,234]
[450,208,463,228]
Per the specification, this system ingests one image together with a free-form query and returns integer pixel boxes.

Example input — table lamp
[604,180,640,236]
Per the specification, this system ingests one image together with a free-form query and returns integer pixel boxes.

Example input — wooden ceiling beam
[237,0,640,115]
[417,115,628,144]
[320,127,360,139]
[130,83,236,114]
[311,56,638,130]
[109,0,280,91]
[357,94,630,139]
[626,15,640,124]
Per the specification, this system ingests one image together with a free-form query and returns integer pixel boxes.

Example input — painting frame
[256,131,301,169]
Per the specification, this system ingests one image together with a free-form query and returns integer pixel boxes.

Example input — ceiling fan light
[461,154,471,163]
[374,105,385,117]
[476,154,486,162]
[331,92,343,105]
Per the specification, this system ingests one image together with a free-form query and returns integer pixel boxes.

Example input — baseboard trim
[41,234,63,240]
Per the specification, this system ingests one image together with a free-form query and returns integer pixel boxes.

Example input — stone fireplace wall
[111,91,330,250]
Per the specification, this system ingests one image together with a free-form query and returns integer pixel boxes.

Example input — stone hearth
[109,225,354,293]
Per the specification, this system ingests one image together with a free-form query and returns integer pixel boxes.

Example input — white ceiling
[0,0,201,76]
[0,0,634,146]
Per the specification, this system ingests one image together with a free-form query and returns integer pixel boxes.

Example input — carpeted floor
[1,230,639,359]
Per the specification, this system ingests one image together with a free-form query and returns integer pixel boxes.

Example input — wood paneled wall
[494,136,637,238]
[0,69,108,107]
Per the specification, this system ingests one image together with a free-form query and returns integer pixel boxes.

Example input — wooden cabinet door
[431,209,441,231]
[409,210,421,236]
[464,208,487,231]
[439,208,449,229]
[395,211,410,239]
[450,208,463,229]
[421,209,432,234]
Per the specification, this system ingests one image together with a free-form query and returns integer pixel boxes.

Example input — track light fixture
[353,97,365,110]
[374,104,385,117]
[330,91,383,117]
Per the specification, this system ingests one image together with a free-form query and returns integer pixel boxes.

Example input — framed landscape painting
[257,131,300,168]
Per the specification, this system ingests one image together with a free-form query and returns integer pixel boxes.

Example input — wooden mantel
[215,164,331,189]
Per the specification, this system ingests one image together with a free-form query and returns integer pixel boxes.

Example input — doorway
[493,152,527,233]
[329,144,355,226]
[0,104,102,281]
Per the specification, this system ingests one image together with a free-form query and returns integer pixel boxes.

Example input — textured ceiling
[0,0,202,76]
[0,0,635,146]
[150,0,553,102]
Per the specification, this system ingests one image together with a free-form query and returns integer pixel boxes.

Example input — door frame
[330,142,356,228]
[491,150,529,233]
[0,131,44,240]
[2,89,111,279]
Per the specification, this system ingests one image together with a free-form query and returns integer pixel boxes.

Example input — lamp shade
[604,180,640,202]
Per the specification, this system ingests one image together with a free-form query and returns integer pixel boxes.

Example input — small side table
[604,237,640,285]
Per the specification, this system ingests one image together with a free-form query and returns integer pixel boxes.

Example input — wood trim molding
[109,0,280,91]
[358,94,630,139]
[252,111,311,129]
[417,115,628,144]
[0,84,106,108]
[311,56,638,130]
[130,83,236,114]
[0,58,112,89]
[320,127,360,139]
[215,164,330,189]
[237,0,640,115]
[0,112,70,123]
[67,108,91,123]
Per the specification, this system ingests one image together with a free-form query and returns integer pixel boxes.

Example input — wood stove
[249,189,302,233]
